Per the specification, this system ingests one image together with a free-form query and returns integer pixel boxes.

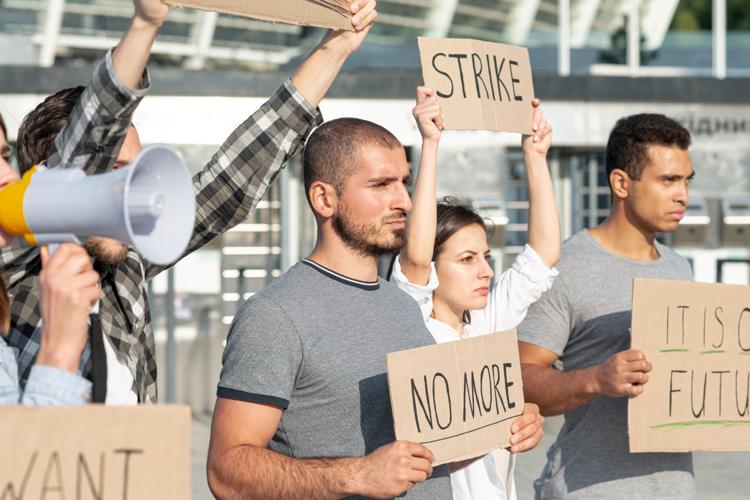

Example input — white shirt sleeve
[389,255,439,323]
[471,244,559,334]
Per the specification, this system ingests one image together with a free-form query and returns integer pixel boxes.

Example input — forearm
[400,140,438,283]
[112,16,161,90]
[209,445,361,500]
[521,363,598,416]
[525,156,560,268]
[291,33,354,108]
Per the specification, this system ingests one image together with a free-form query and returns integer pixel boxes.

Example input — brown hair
[0,276,9,334]
[0,112,7,140]
[303,117,403,201]
[17,86,85,174]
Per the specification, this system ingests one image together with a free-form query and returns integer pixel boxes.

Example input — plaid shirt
[0,50,322,403]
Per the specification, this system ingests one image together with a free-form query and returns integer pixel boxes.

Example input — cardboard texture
[417,37,535,134]
[629,278,750,452]
[0,405,191,499]
[387,331,525,465]
[165,0,353,31]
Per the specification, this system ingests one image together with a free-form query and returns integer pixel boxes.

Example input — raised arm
[398,87,444,286]
[522,100,560,268]
[142,2,379,278]
[520,342,653,416]
[207,398,433,499]
[46,0,166,174]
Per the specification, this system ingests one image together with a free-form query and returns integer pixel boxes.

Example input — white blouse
[390,244,558,500]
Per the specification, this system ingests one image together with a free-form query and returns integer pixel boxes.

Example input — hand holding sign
[521,99,553,157]
[596,348,653,398]
[133,0,169,27]
[509,403,545,453]
[350,440,434,499]
[412,86,444,143]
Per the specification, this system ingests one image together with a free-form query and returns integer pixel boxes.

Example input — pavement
[190,414,750,499]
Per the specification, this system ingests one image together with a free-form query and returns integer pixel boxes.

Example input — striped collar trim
[301,259,380,291]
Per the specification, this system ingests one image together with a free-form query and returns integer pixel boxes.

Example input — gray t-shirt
[218,259,452,499]
[518,230,695,500]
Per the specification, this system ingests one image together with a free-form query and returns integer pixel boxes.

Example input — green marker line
[651,420,750,430]
[700,350,726,355]
[740,352,750,356]
[660,349,690,353]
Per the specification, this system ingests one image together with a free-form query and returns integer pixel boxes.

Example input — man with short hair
[518,113,696,499]
[1,0,379,404]
[207,117,453,498]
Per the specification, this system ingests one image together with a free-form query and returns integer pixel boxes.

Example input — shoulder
[655,242,693,277]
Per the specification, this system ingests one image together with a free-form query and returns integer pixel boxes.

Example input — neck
[431,297,465,334]
[589,202,660,261]
[307,228,379,282]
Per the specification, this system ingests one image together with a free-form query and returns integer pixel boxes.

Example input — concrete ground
[191,414,750,499]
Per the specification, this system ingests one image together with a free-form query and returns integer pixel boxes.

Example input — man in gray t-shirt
[518,114,697,499]
[208,113,452,497]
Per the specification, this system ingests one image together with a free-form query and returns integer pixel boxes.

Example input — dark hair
[605,114,691,189]
[0,112,7,140]
[303,118,403,201]
[0,275,9,334]
[434,197,489,324]
[17,86,85,174]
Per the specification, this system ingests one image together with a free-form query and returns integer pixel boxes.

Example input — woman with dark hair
[390,88,561,500]
[0,140,99,405]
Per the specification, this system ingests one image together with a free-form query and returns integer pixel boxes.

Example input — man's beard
[86,237,129,265]
[332,206,407,258]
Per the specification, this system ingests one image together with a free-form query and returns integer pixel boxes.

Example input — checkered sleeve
[46,48,150,174]
[142,79,323,279]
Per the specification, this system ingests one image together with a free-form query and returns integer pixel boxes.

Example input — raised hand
[321,0,378,54]
[412,86,444,144]
[522,98,553,159]
[133,0,169,27]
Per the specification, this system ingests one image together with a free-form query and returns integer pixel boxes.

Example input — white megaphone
[0,145,195,265]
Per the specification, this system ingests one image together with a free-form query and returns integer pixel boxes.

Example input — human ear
[609,168,630,200]
[308,181,338,218]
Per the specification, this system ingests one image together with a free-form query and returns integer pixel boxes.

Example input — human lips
[385,218,406,228]
[475,286,489,296]
[669,210,686,221]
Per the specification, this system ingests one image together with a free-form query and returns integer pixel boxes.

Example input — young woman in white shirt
[390,87,561,500]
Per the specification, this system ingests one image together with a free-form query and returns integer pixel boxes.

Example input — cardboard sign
[417,37,535,134]
[165,0,353,31]
[0,406,191,499]
[387,330,524,465]
[629,278,750,452]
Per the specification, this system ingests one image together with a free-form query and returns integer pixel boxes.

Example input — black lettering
[471,53,490,99]
[669,370,687,417]
[492,363,506,413]
[485,54,496,100]
[410,376,433,433]
[739,308,750,352]
[77,453,104,500]
[702,308,707,348]
[493,56,511,101]
[713,370,730,416]
[432,373,452,430]
[678,305,689,346]
[479,366,493,413]
[448,53,469,98]
[509,60,523,101]
[0,452,36,500]
[41,452,65,500]
[666,305,671,344]
[463,371,483,421]
[503,362,516,410]
[735,370,750,417]
[691,371,708,418]
[714,307,725,348]
[431,53,454,99]
[114,449,142,500]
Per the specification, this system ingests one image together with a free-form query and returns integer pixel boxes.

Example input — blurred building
[0,0,749,409]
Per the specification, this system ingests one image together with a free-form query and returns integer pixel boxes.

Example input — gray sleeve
[217,294,302,409]
[517,275,573,356]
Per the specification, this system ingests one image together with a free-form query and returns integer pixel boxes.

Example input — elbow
[207,452,236,500]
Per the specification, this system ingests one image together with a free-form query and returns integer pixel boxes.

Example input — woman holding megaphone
[0,153,97,405]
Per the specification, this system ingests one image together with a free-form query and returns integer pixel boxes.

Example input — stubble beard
[332,207,407,259]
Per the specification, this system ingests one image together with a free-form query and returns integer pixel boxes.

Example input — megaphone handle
[44,243,101,314]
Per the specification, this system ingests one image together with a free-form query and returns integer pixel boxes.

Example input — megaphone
[0,145,195,265]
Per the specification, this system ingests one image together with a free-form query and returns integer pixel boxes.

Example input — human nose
[480,258,494,280]
[393,182,412,213]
